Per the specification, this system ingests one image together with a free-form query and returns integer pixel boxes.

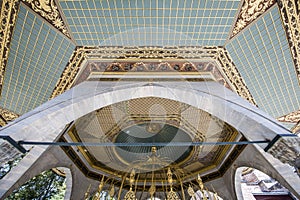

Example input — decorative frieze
[0,107,19,126]
[50,47,86,98]
[215,48,257,105]
[292,122,300,134]
[0,0,19,94]
[277,110,300,123]
[84,46,218,60]
[51,46,256,107]
[231,0,276,37]
[22,0,70,38]
[278,0,300,83]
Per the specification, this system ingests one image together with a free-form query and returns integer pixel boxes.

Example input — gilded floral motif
[0,0,19,94]
[277,110,300,123]
[231,0,276,37]
[278,0,300,83]
[22,0,70,38]
[216,48,256,105]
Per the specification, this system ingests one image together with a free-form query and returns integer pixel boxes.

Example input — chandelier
[84,147,220,200]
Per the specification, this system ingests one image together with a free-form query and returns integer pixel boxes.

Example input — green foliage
[5,170,66,200]
[0,155,24,179]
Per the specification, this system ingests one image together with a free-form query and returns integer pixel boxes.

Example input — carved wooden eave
[50,46,257,106]
[278,0,300,83]
[231,0,276,38]
[277,110,300,123]
[50,47,86,98]
[21,0,70,38]
[0,0,19,95]
[292,121,300,134]
[215,48,257,105]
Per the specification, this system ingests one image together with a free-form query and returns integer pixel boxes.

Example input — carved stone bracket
[22,0,70,38]
[278,0,300,83]
[215,48,257,105]
[267,136,300,167]
[0,0,19,95]
[231,0,276,37]
[277,110,300,123]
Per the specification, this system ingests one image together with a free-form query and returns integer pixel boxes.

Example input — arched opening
[5,168,71,200]
[235,167,297,200]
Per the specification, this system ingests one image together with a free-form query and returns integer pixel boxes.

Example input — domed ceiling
[0,0,299,132]
[61,97,242,186]
[0,0,299,191]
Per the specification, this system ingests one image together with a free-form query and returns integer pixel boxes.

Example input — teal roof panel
[59,0,240,46]
[0,4,76,114]
[226,5,300,118]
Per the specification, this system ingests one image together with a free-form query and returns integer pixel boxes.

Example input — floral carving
[0,107,19,126]
[22,0,70,38]
[231,0,276,37]
[216,48,256,105]
[278,0,300,83]
[0,0,19,94]
[50,47,86,98]
[277,110,300,123]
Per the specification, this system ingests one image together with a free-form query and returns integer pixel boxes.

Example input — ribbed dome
[115,123,193,164]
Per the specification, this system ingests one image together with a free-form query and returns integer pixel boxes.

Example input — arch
[0,81,292,149]
[234,166,298,200]
[5,168,68,199]
[228,144,300,199]
[0,81,298,199]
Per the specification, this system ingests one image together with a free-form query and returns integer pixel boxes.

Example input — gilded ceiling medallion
[231,0,276,37]
[22,0,70,38]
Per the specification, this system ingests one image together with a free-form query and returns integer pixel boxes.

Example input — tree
[0,155,24,179]
[5,170,66,200]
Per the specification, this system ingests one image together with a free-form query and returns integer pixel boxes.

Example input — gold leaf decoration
[277,110,300,123]
[50,47,85,98]
[166,190,179,200]
[216,48,257,105]
[231,0,276,37]
[0,107,19,126]
[124,189,136,200]
[0,0,19,94]
[278,0,300,83]
[22,0,70,38]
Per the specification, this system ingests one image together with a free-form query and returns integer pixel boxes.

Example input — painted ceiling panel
[0,4,76,114]
[59,0,240,46]
[226,5,300,118]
